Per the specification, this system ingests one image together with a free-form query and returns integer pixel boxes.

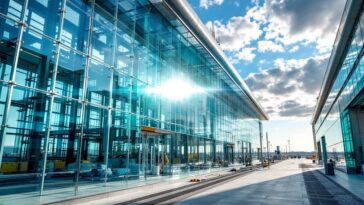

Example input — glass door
[142,134,161,178]
[224,144,234,165]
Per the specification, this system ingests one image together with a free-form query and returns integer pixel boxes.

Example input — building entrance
[224,144,234,164]
[142,134,164,177]
[140,127,174,178]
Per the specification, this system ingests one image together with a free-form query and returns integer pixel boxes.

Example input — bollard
[326,162,335,175]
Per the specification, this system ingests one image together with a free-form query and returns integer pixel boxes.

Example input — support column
[312,124,317,159]
[321,136,328,174]
[259,121,263,164]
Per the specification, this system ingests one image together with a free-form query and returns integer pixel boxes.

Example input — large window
[0,0,263,204]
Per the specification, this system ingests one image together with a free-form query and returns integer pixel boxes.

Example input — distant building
[312,0,364,174]
[274,146,281,160]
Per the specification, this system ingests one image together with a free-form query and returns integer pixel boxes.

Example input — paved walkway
[176,159,363,205]
[73,167,237,205]
[176,159,309,205]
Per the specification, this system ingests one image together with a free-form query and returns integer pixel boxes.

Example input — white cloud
[236,47,256,62]
[206,17,262,52]
[206,14,262,63]
[289,45,299,53]
[257,40,284,53]
[246,4,267,24]
[205,0,344,63]
[200,0,224,9]
[245,55,329,119]
[262,0,346,53]
[259,59,267,64]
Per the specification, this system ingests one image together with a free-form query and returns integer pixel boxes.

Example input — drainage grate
[303,171,340,205]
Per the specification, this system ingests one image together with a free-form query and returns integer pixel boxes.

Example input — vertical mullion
[103,0,119,185]
[0,0,29,166]
[75,0,95,193]
[39,0,68,196]
[143,9,150,179]
[129,5,137,181]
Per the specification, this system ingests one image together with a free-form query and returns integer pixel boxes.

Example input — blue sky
[187,0,346,151]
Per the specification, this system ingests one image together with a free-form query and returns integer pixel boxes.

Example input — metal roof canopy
[151,0,268,120]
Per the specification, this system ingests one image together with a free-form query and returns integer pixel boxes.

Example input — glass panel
[42,97,82,201]
[340,109,356,172]
[0,17,17,83]
[112,70,130,113]
[115,29,133,75]
[215,140,223,166]
[26,0,61,39]
[62,0,90,53]
[0,13,19,42]
[16,39,55,91]
[76,105,108,194]
[170,134,187,172]
[0,83,8,124]
[0,0,24,22]
[0,86,49,203]
[56,45,86,100]
[0,12,20,84]
[205,139,213,164]
[128,129,140,180]
[87,60,111,106]
[131,79,144,115]
[91,4,114,65]
[107,110,129,183]
[0,83,8,177]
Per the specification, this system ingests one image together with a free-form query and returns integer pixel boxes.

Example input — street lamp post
[266,132,269,168]
[288,139,291,158]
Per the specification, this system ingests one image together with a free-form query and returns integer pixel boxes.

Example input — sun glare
[146,78,204,100]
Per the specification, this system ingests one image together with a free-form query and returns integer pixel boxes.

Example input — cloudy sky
[188,0,346,151]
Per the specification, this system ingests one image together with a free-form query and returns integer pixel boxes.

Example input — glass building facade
[313,0,364,174]
[0,0,267,204]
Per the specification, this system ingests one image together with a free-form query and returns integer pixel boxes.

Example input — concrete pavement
[176,159,363,205]
[176,159,309,205]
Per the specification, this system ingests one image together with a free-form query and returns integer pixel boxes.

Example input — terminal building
[0,0,267,203]
[312,0,364,174]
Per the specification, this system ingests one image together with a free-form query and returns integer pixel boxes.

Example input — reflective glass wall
[314,8,364,173]
[0,0,263,204]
